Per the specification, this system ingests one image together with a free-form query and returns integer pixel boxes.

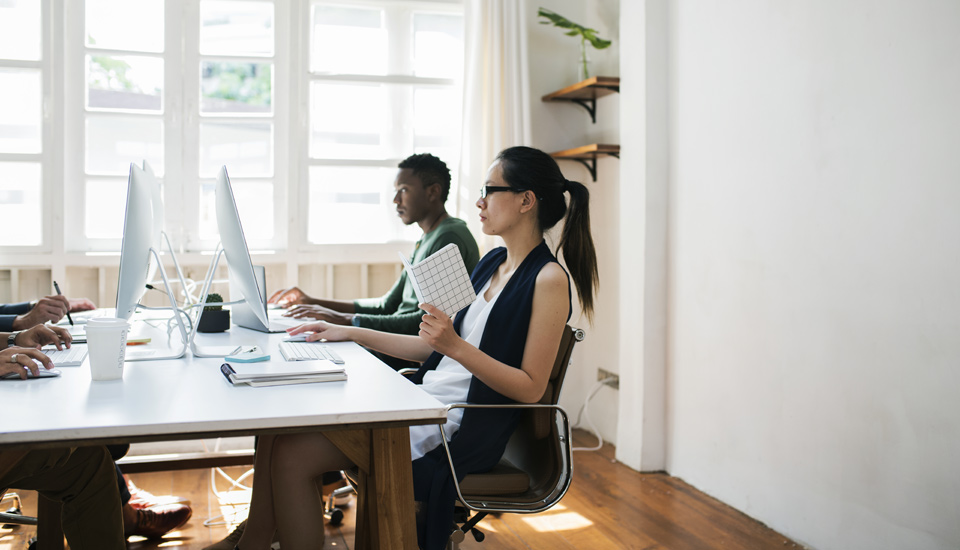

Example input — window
[0,0,45,247]
[17,0,461,256]
[305,1,464,245]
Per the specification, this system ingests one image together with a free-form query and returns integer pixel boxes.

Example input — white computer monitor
[116,163,156,320]
[215,165,272,331]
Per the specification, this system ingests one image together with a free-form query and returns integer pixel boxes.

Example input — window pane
[0,162,42,246]
[84,178,127,239]
[87,55,163,112]
[414,86,460,150]
[311,5,386,75]
[0,69,41,154]
[310,82,396,159]
[199,121,273,178]
[85,115,164,176]
[199,179,274,241]
[308,166,419,245]
[86,0,164,53]
[201,61,273,114]
[414,13,463,79]
[0,0,41,61]
[200,1,275,57]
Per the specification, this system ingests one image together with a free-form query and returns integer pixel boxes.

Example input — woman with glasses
[204,146,598,550]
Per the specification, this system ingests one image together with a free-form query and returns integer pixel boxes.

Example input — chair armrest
[398,367,419,379]
[437,403,572,514]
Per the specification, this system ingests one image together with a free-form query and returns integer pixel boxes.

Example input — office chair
[439,324,584,549]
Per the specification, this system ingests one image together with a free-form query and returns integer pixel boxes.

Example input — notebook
[220,361,347,387]
[400,243,476,318]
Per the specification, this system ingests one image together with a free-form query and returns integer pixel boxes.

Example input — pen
[53,280,73,326]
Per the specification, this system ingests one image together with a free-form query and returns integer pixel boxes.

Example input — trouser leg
[11,446,125,550]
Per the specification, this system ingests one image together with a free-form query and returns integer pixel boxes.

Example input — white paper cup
[86,317,131,381]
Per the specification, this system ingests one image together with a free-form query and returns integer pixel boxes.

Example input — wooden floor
[1,431,804,549]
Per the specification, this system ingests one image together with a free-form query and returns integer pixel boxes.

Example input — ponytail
[495,146,598,320]
[557,179,598,320]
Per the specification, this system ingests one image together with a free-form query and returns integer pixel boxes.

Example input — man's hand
[0,347,54,379]
[12,295,70,330]
[282,304,354,325]
[17,325,73,351]
[68,298,97,312]
[268,286,314,307]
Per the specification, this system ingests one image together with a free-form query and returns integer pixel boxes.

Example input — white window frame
[0,0,58,256]
[62,0,289,255]
[293,0,463,263]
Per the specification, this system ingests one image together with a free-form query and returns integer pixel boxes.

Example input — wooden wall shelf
[550,144,620,182]
[542,76,620,123]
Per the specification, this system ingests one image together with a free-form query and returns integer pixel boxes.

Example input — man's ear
[425,182,442,203]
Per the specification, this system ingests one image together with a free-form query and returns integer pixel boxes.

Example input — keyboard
[40,344,89,367]
[278,342,345,364]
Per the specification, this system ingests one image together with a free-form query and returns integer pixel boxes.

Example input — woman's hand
[417,303,464,358]
[286,321,353,342]
[17,325,72,350]
[0,347,54,379]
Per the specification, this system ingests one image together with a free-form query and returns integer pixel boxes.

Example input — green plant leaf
[537,7,612,51]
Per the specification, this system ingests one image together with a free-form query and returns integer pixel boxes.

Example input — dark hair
[495,146,598,320]
[398,153,451,201]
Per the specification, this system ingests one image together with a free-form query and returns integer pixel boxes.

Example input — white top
[410,279,501,460]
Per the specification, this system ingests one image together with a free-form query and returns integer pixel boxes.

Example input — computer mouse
[283,334,309,342]
[1,368,62,380]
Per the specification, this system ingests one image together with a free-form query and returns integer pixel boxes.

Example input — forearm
[347,327,433,363]
[0,332,9,351]
[446,344,546,403]
[352,311,422,334]
[312,298,356,314]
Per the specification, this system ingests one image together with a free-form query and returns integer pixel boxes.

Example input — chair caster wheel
[326,507,344,526]
[471,528,485,542]
[27,537,38,550]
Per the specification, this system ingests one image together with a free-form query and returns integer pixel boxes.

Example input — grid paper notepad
[401,243,477,318]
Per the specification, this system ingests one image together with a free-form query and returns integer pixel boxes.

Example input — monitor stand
[123,246,190,361]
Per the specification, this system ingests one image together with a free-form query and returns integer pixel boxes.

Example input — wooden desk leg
[368,426,417,550]
[328,426,418,550]
[37,494,65,550]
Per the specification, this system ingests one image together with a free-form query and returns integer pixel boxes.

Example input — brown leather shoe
[128,502,193,538]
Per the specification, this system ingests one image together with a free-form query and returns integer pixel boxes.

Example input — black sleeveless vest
[410,240,571,550]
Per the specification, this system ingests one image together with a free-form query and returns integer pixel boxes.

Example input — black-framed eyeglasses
[480,185,528,199]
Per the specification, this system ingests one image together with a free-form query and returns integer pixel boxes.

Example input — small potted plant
[197,292,230,333]
[538,7,612,82]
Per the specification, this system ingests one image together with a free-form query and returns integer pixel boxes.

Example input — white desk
[0,321,445,550]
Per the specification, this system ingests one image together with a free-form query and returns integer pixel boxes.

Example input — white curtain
[454,0,532,246]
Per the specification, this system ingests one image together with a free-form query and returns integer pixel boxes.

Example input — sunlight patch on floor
[215,488,252,526]
[521,511,594,532]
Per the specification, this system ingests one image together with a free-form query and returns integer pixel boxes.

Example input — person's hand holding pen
[11,295,70,330]
[53,281,73,326]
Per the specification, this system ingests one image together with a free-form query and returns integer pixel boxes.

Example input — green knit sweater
[352,217,479,334]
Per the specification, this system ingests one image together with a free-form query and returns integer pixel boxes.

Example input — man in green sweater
[269,152,480,342]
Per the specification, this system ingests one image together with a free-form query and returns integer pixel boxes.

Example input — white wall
[652,1,960,549]
[524,0,622,447]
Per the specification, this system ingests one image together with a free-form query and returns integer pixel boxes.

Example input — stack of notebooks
[220,361,347,387]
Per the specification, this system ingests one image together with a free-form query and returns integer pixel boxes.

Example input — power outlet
[597,368,619,390]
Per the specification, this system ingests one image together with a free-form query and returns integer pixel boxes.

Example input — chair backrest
[468,324,581,505]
